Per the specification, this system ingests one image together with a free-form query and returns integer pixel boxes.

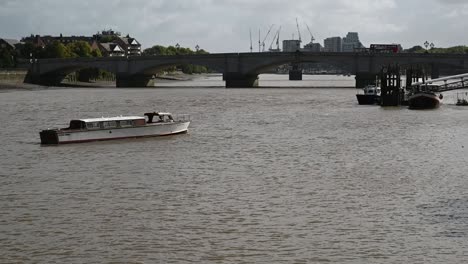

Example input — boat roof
[145,112,172,116]
[75,116,145,123]
[156,112,172,116]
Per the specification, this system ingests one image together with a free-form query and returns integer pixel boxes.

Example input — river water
[1,74,468,263]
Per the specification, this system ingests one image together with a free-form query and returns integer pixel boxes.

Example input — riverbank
[0,72,356,89]
[155,71,207,81]
[0,72,204,89]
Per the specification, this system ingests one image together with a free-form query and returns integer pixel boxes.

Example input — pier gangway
[411,73,468,92]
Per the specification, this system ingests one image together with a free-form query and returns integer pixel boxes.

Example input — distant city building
[324,37,342,52]
[114,36,141,56]
[22,34,96,47]
[21,35,47,48]
[303,42,322,52]
[98,43,125,57]
[282,40,301,52]
[342,32,364,52]
[93,29,122,41]
[21,30,142,57]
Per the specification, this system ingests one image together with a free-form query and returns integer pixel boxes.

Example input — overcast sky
[1,0,467,53]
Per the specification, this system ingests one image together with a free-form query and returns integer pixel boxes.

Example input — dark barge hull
[356,94,379,105]
[408,93,440,110]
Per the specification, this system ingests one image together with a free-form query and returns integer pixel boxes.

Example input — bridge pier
[24,72,66,86]
[289,64,302,80]
[431,63,440,79]
[223,73,259,88]
[355,72,378,88]
[116,74,155,87]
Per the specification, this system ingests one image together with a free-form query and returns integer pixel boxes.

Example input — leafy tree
[404,45,425,53]
[430,46,466,54]
[142,45,168,56]
[405,45,468,54]
[0,48,15,68]
[196,49,209,55]
[67,41,93,58]
[99,35,118,43]
[142,44,211,74]
[43,41,73,58]
[166,46,178,55]
[17,42,40,59]
[91,48,102,57]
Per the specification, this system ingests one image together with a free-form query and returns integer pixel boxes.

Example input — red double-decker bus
[370,44,402,53]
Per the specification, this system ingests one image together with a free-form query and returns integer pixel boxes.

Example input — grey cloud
[0,0,467,52]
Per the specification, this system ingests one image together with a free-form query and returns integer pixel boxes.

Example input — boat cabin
[411,84,440,93]
[65,116,146,131]
[144,112,174,123]
[362,85,381,95]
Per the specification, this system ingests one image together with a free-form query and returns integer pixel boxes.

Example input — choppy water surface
[1,75,468,263]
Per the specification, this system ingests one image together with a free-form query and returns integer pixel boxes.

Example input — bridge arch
[25,52,468,87]
[27,58,120,86]
[248,56,354,75]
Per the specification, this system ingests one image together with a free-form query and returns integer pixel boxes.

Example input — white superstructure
[40,112,190,144]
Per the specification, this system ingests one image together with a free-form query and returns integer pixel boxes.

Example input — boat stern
[40,129,59,144]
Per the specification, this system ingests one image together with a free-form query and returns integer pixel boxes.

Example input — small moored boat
[356,85,381,105]
[40,112,190,144]
[408,84,442,110]
[456,92,468,106]
[408,92,442,109]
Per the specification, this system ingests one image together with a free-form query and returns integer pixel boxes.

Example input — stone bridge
[25,52,468,88]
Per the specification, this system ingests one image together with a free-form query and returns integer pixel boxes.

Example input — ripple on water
[1,82,468,263]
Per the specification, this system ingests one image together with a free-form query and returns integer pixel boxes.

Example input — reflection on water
[156,73,355,88]
[1,75,468,263]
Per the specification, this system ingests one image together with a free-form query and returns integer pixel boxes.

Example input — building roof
[117,37,140,46]
[99,42,124,52]
[1,38,20,49]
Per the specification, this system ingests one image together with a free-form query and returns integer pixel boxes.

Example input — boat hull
[356,94,379,105]
[40,121,190,145]
[408,93,440,110]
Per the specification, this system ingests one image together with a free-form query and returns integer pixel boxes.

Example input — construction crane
[249,28,253,52]
[305,23,315,44]
[296,18,302,43]
[261,24,275,52]
[276,26,281,50]
[268,26,281,51]
[258,29,261,52]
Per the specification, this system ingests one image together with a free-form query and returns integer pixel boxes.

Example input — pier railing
[411,73,468,93]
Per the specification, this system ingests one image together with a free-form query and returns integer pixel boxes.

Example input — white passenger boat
[40,112,190,144]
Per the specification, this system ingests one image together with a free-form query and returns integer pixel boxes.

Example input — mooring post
[380,65,402,106]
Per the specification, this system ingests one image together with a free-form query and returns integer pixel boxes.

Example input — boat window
[69,120,85,130]
[119,120,134,128]
[86,122,101,130]
[160,115,174,122]
[102,121,117,129]
[134,119,146,126]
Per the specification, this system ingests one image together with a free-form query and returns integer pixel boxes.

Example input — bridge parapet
[24,52,468,87]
